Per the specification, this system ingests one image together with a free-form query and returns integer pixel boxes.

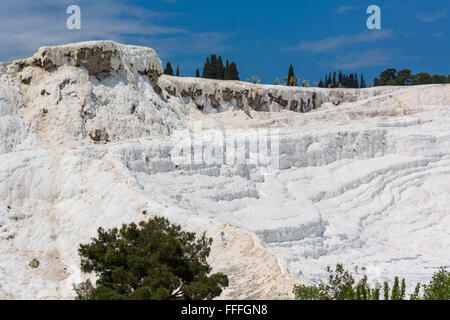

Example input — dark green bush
[74,217,228,300]
[294,264,449,300]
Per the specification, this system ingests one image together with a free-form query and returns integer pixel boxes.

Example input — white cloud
[281,29,395,53]
[139,32,233,59]
[0,0,230,62]
[336,6,358,14]
[329,48,399,69]
[417,11,447,23]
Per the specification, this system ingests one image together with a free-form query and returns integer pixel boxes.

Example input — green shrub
[422,268,450,300]
[294,264,449,300]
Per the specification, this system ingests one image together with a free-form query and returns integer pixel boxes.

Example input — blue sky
[0,0,448,85]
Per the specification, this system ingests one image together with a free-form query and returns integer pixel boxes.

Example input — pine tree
[74,217,229,300]
[196,69,200,78]
[332,72,337,88]
[396,69,413,85]
[176,65,180,77]
[164,62,174,76]
[375,68,397,86]
[338,71,343,87]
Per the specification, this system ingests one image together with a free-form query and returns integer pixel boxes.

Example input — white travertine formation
[30,40,163,81]
[0,41,449,299]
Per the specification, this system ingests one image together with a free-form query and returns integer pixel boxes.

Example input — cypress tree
[224,60,230,80]
[201,56,239,80]
[371,286,381,300]
[400,279,406,300]
[210,54,218,79]
[360,74,366,88]
[410,283,421,300]
[164,62,174,76]
[391,277,400,300]
[202,58,210,78]
[349,74,354,88]
[228,62,239,80]
[216,56,224,80]
[383,282,390,300]
[287,64,295,86]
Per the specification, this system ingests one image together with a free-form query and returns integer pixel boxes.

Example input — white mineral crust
[0,41,449,299]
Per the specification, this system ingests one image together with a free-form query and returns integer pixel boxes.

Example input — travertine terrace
[0,41,449,299]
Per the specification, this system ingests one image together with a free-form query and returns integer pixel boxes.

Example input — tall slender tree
[319,79,324,88]
[216,56,224,80]
[287,64,296,86]
[224,60,230,80]
[202,57,210,78]
[228,62,239,80]
[210,54,218,79]
[360,74,366,88]
[164,62,174,76]
[349,74,354,89]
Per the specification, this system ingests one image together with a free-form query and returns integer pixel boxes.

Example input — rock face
[0,41,450,299]
[18,41,163,82]
[158,75,405,114]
